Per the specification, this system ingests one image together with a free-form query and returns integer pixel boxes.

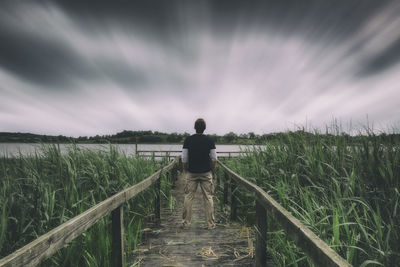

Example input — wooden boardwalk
[0,158,350,267]
[129,172,255,266]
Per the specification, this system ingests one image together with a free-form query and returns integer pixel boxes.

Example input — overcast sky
[0,0,399,136]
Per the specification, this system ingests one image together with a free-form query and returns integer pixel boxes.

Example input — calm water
[0,143,257,158]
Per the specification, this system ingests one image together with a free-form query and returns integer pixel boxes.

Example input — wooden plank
[155,172,161,224]
[0,157,179,267]
[255,200,267,267]
[136,151,242,159]
[0,192,126,267]
[215,169,220,189]
[122,158,177,200]
[230,179,237,220]
[137,167,255,266]
[136,150,242,154]
[171,164,177,183]
[218,161,351,267]
[137,150,182,153]
[111,206,124,267]
[223,172,229,205]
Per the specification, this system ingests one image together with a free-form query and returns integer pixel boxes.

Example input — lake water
[0,143,259,158]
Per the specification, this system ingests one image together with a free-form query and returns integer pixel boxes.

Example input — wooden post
[223,172,229,205]
[215,169,220,189]
[135,139,138,156]
[111,205,124,267]
[179,157,183,172]
[166,171,171,196]
[155,172,161,224]
[230,179,237,220]
[175,160,180,183]
[172,165,177,183]
[255,200,267,267]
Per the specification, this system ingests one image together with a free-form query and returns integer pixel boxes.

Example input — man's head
[194,118,206,134]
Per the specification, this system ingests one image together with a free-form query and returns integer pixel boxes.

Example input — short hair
[194,118,206,133]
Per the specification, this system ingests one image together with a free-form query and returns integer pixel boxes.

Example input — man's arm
[209,148,217,173]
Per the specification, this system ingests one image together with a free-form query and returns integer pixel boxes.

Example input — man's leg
[199,172,215,229]
[182,173,198,228]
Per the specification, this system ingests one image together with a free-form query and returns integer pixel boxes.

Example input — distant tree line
[0,130,399,145]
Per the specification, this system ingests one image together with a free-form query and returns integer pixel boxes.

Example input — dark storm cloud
[0,0,396,88]
[92,58,149,89]
[0,0,171,90]
[0,27,94,88]
[359,37,400,76]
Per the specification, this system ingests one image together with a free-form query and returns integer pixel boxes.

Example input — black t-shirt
[183,134,216,173]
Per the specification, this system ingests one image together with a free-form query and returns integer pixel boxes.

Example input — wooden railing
[136,150,243,159]
[1,154,352,267]
[217,160,352,267]
[0,157,180,267]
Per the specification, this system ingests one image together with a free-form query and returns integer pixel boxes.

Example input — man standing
[181,118,217,229]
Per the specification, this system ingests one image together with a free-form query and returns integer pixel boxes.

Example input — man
[181,118,217,230]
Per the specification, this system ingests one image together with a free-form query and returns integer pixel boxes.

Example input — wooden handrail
[136,150,244,159]
[0,157,180,267]
[136,150,182,153]
[2,155,349,266]
[136,150,243,154]
[217,160,351,267]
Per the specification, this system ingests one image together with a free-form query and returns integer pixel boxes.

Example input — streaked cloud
[0,0,399,136]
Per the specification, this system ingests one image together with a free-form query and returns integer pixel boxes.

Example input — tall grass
[0,144,165,266]
[220,130,399,266]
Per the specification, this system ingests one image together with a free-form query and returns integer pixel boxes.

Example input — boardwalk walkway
[130,171,254,266]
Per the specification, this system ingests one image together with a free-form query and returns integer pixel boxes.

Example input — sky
[0,0,399,137]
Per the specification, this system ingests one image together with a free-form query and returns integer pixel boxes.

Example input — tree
[248,132,256,139]
[223,132,237,143]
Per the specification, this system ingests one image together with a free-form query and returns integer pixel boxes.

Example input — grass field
[218,130,399,266]
[0,144,172,266]
[1,130,399,266]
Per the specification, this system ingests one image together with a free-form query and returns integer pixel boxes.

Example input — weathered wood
[223,172,229,205]
[171,165,177,183]
[165,171,171,196]
[178,157,183,172]
[255,200,267,267]
[137,150,182,153]
[111,205,124,267]
[215,169,220,189]
[136,150,242,159]
[0,157,179,267]
[135,169,255,266]
[218,160,351,267]
[0,192,126,267]
[155,172,161,224]
[230,179,237,221]
[137,150,242,154]
[122,158,177,200]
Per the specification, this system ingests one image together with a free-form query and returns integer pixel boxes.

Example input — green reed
[0,144,167,266]
[220,130,399,266]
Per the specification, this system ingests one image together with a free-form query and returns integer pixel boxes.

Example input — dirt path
[129,172,255,266]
